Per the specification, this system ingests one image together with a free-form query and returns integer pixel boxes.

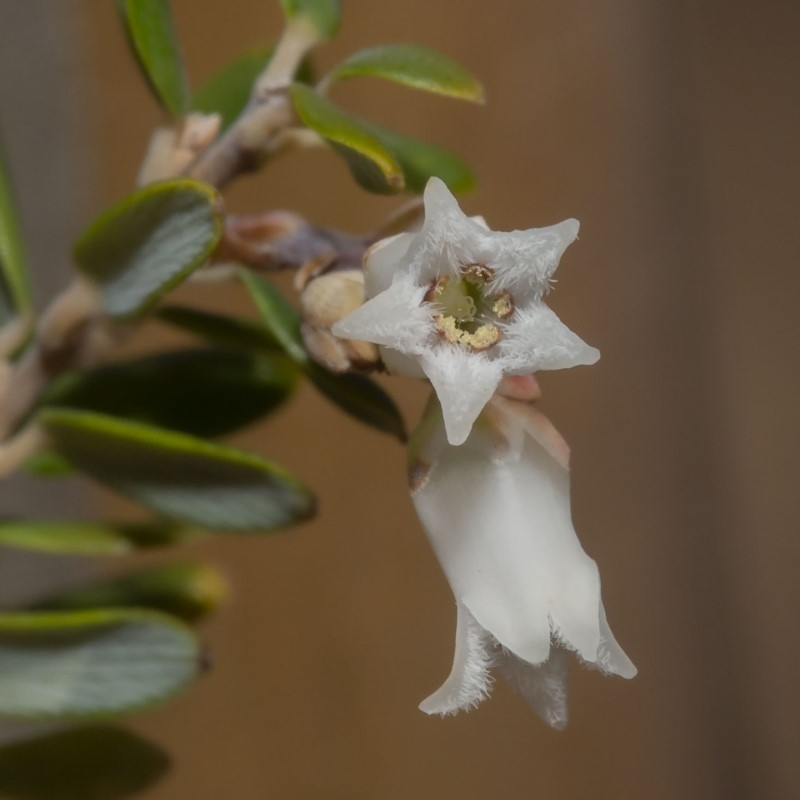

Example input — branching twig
[0,280,114,441]
[138,113,222,186]
[0,17,337,455]
[187,18,321,188]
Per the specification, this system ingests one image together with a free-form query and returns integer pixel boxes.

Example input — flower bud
[300,269,380,372]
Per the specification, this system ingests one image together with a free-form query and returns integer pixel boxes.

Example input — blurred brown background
[2,0,799,798]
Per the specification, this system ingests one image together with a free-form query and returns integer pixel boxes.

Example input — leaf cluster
[289,42,483,194]
[0,1,486,795]
[0,171,405,723]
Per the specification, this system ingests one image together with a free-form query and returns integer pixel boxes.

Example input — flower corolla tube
[333,177,635,726]
[409,394,636,727]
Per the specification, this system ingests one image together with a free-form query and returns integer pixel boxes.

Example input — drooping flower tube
[332,177,599,445]
[408,393,636,727]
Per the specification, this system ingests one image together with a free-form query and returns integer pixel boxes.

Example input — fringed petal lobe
[419,602,495,715]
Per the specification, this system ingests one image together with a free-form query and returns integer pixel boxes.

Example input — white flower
[332,177,599,446]
[408,393,636,727]
[333,177,633,724]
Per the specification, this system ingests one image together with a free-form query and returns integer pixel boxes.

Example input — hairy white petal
[471,214,489,230]
[590,602,638,678]
[419,602,495,715]
[487,220,580,301]
[499,303,600,374]
[332,275,432,352]
[405,178,489,282]
[380,347,427,378]
[422,175,464,219]
[419,348,503,446]
[498,646,571,730]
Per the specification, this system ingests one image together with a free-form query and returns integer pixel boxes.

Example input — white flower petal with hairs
[333,177,598,445]
[408,394,636,727]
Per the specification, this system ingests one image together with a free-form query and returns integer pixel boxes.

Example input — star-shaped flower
[333,177,599,445]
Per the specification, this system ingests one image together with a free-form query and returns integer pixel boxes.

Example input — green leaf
[41,348,299,438]
[280,0,341,41]
[0,519,200,556]
[0,139,31,326]
[306,364,407,441]
[116,0,189,117]
[238,270,308,363]
[73,179,223,319]
[157,304,283,353]
[329,43,484,102]
[239,271,406,440]
[289,83,404,193]
[0,725,170,800]
[24,449,75,478]
[364,121,475,194]
[192,46,314,131]
[40,408,315,531]
[33,562,226,623]
[0,609,199,719]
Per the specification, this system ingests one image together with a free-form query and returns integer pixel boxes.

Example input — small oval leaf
[157,304,283,353]
[41,348,299,438]
[238,270,308,364]
[117,0,189,116]
[74,179,223,319]
[329,43,484,103]
[40,409,315,532]
[23,450,75,478]
[306,364,407,441]
[0,519,200,556]
[32,562,227,624]
[280,0,341,41]
[0,725,170,800]
[364,121,475,194]
[240,271,406,440]
[0,141,31,327]
[0,609,199,719]
[289,83,404,193]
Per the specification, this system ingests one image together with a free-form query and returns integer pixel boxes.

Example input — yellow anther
[463,264,494,284]
[435,315,500,351]
[491,291,515,320]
